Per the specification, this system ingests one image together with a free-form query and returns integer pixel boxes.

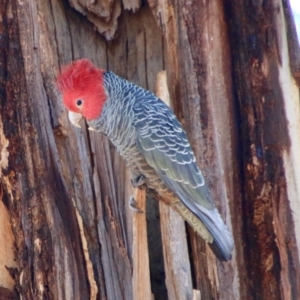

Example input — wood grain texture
[149,0,238,298]
[0,199,17,291]
[0,0,299,299]
[132,188,152,300]
[156,70,193,300]
[0,0,163,299]
[68,0,121,40]
[282,0,300,84]
[122,0,141,12]
[0,287,17,300]
[225,0,300,298]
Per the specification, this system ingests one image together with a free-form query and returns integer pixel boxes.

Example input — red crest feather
[57,59,103,93]
[56,59,106,121]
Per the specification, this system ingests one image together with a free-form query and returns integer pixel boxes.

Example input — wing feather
[133,99,213,210]
[131,92,233,261]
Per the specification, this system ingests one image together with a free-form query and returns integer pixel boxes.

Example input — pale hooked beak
[68,111,83,128]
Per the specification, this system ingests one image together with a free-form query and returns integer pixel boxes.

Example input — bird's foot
[129,196,143,213]
[131,174,147,190]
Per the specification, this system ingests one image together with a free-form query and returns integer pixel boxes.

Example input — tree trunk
[0,0,299,299]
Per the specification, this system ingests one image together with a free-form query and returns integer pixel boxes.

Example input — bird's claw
[129,196,143,213]
[131,174,147,190]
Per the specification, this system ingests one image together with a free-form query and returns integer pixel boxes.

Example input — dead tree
[0,0,299,299]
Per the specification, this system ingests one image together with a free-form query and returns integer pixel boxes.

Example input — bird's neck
[88,72,136,140]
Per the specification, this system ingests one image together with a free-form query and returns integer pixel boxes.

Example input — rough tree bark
[0,0,299,299]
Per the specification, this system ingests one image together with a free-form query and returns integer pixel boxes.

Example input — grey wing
[132,98,215,213]
[133,98,233,261]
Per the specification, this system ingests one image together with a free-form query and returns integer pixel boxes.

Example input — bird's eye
[76,99,83,107]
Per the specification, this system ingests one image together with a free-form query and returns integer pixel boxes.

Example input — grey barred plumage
[88,71,233,261]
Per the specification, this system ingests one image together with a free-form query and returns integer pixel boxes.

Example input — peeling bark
[0,0,299,299]
[225,0,300,298]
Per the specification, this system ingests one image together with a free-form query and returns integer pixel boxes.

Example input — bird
[56,58,233,261]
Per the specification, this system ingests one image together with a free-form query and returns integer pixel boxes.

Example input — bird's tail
[173,201,233,261]
[196,205,233,261]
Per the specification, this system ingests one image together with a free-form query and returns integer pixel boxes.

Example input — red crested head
[56,59,106,121]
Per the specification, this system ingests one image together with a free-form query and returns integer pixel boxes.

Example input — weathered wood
[132,188,152,300]
[0,0,299,299]
[193,290,201,300]
[149,0,238,298]
[1,0,162,299]
[282,0,300,84]
[122,0,141,13]
[156,70,193,300]
[225,0,300,298]
[68,0,121,40]
[0,287,17,300]
[72,197,98,300]
[0,200,17,291]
